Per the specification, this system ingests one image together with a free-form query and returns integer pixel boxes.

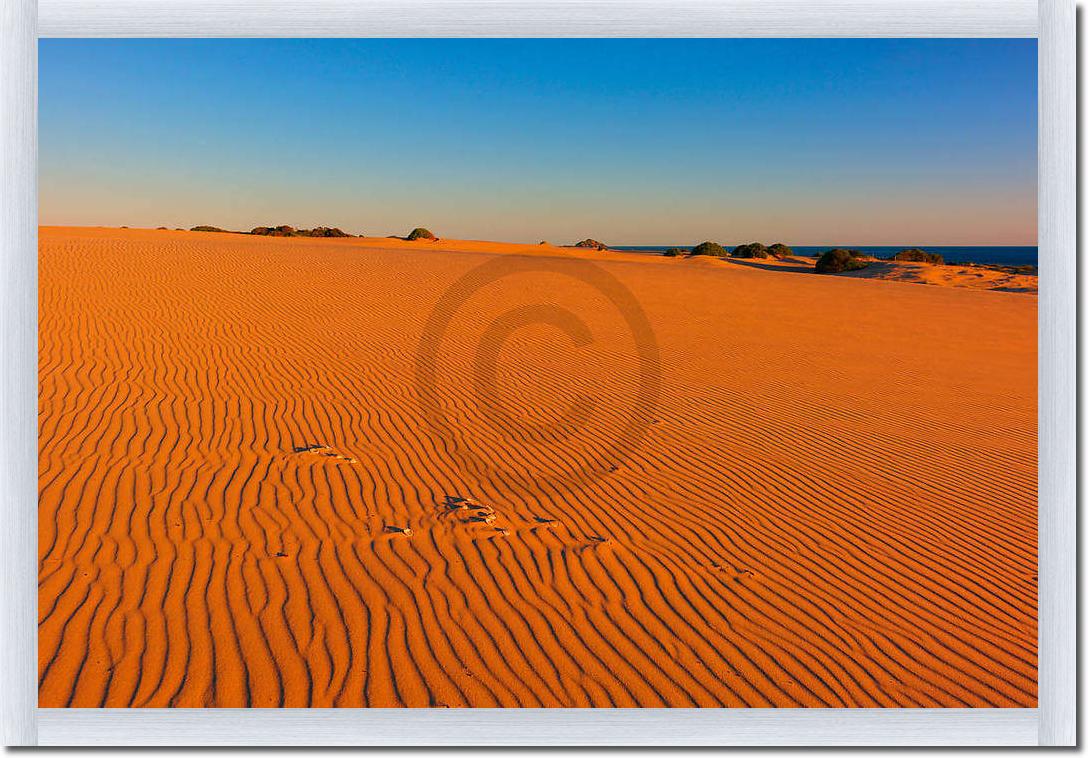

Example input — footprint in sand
[440,495,509,537]
[523,516,566,538]
[440,495,492,520]
[442,495,475,511]
[707,562,756,581]
[384,525,413,537]
[292,443,358,464]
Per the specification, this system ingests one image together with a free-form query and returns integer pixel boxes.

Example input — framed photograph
[1,0,1075,747]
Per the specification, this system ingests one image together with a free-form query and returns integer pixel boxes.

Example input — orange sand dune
[39,226,1037,708]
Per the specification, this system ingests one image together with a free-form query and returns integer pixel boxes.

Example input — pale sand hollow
[817,259,1037,293]
[705,254,1038,294]
[39,226,1037,707]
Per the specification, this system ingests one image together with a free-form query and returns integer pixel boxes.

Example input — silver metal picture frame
[1,0,1075,746]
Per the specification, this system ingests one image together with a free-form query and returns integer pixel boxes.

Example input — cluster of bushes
[812,247,950,275]
[670,241,794,259]
[250,225,352,238]
[574,238,609,250]
[406,227,437,241]
[892,248,944,265]
[303,227,352,238]
[250,225,297,236]
[814,248,870,274]
[190,224,354,237]
[654,242,950,276]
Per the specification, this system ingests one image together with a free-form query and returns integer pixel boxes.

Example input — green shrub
[663,248,685,257]
[191,225,228,233]
[815,248,870,274]
[767,243,793,259]
[689,241,727,257]
[893,248,944,265]
[407,227,436,241]
[731,242,771,259]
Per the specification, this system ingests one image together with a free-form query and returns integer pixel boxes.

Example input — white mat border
[37,708,1040,747]
[37,0,1039,38]
[2,0,1074,747]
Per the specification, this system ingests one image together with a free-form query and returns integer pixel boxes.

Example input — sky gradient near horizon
[40,39,1038,245]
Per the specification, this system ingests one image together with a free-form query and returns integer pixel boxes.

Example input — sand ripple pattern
[39,228,1037,707]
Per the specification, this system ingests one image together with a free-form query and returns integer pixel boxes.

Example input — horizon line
[37,225,1039,248]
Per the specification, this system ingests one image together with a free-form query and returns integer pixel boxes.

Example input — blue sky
[39,39,1037,244]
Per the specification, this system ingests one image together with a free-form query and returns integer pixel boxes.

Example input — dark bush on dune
[251,225,297,236]
[407,227,436,241]
[689,241,728,257]
[893,248,944,265]
[302,227,351,238]
[250,225,353,238]
[767,243,793,259]
[731,242,771,259]
[663,248,685,257]
[574,238,609,250]
[191,225,229,233]
[815,248,870,274]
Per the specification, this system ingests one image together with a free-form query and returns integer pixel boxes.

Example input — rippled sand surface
[39,227,1036,707]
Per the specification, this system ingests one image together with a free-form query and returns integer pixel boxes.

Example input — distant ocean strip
[613,246,1038,267]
